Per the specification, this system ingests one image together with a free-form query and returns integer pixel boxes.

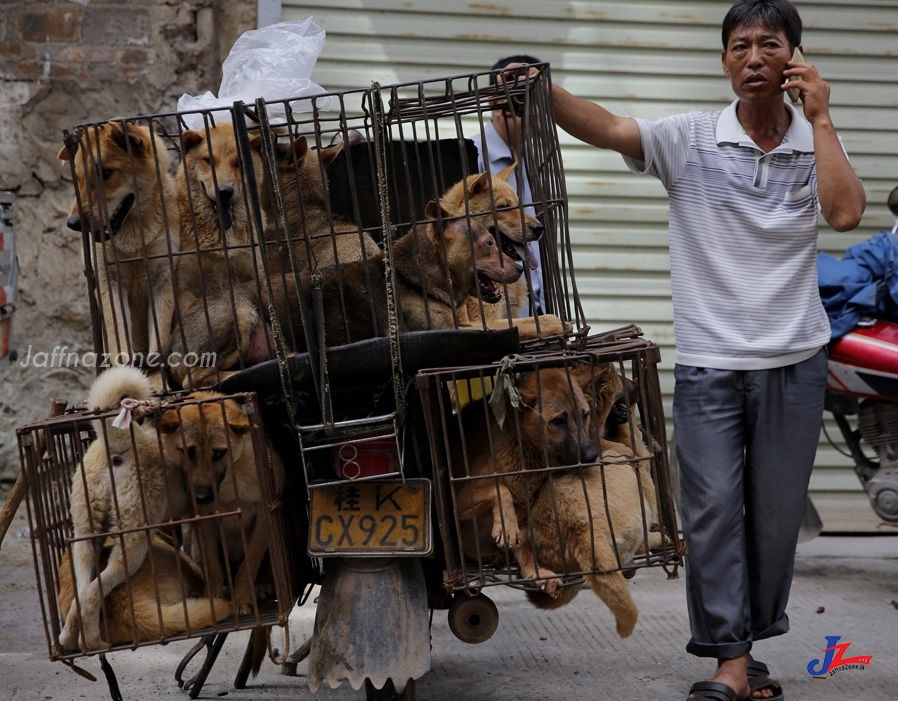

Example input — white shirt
[470,119,544,315]
[624,99,830,370]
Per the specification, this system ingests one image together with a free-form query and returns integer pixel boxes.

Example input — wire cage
[57,63,583,403]
[415,326,682,600]
[18,391,295,663]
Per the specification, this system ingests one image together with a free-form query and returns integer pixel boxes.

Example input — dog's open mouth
[497,231,539,270]
[95,193,135,241]
[477,273,503,304]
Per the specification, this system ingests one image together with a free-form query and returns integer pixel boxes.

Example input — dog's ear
[569,363,594,392]
[496,162,517,183]
[155,408,182,436]
[224,401,252,435]
[467,170,492,198]
[424,199,452,222]
[317,141,344,169]
[108,122,151,158]
[181,129,206,154]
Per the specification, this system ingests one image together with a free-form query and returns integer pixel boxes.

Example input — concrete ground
[2,497,896,701]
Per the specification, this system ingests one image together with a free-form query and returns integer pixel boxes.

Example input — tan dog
[56,534,232,648]
[59,121,178,364]
[525,371,662,639]
[439,165,565,339]
[175,122,264,276]
[168,201,524,380]
[58,366,187,651]
[169,122,268,387]
[274,202,526,345]
[261,134,380,272]
[451,364,613,598]
[157,392,286,615]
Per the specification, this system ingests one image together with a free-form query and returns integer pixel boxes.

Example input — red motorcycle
[819,185,898,526]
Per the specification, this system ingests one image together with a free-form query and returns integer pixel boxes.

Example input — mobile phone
[785,47,804,103]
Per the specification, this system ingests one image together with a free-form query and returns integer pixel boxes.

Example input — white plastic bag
[177,17,333,130]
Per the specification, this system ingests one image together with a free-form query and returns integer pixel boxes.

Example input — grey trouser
[673,348,827,659]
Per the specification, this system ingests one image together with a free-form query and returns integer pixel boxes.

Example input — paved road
[2,500,896,701]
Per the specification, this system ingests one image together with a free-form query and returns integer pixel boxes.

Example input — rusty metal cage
[416,326,682,600]
[57,64,584,402]
[18,391,295,663]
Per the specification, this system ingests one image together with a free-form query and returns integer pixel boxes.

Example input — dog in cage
[157,392,286,616]
[167,200,526,383]
[58,121,178,365]
[524,371,663,639]
[440,164,553,336]
[167,131,382,388]
[450,362,621,599]
[260,134,380,272]
[167,121,269,388]
[171,122,267,326]
[56,531,233,648]
[58,366,201,651]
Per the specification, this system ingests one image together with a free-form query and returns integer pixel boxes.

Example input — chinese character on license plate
[308,479,432,556]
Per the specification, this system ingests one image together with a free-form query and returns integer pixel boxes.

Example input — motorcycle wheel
[364,678,415,701]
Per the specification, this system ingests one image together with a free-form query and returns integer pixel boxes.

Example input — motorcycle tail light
[333,435,400,479]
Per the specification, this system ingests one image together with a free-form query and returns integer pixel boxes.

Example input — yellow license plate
[308,479,432,556]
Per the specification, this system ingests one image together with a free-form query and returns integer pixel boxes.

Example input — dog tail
[125,596,234,641]
[87,366,153,411]
[248,625,270,677]
[584,572,639,638]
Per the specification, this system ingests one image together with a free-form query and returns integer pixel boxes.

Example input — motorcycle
[819,185,898,526]
[25,66,680,701]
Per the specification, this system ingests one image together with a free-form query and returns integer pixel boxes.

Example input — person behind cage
[469,54,545,316]
[545,1,866,699]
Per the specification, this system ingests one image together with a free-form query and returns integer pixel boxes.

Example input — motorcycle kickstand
[281,635,312,676]
[174,633,228,699]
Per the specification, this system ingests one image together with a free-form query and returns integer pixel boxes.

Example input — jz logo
[807,636,872,677]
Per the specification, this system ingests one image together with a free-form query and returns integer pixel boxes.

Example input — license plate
[308,479,432,556]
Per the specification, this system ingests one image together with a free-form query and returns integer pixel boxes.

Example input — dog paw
[521,565,562,598]
[235,599,255,616]
[58,624,79,651]
[539,573,563,598]
[492,522,520,549]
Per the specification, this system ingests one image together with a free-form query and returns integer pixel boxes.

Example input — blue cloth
[817,231,898,339]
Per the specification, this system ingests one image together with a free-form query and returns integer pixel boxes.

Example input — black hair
[721,0,802,50]
[489,54,543,86]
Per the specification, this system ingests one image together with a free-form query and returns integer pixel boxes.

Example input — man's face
[722,23,793,102]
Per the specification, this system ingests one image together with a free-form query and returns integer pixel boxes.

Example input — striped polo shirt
[624,98,831,370]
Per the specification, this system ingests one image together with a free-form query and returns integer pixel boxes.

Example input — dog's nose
[581,443,599,464]
[529,221,544,241]
[217,186,234,205]
[193,487,215,505]
[66,215,83,232]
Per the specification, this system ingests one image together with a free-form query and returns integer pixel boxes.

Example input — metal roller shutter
[277,0,898,530]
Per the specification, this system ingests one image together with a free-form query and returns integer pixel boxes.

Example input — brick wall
[0,0,256,487]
